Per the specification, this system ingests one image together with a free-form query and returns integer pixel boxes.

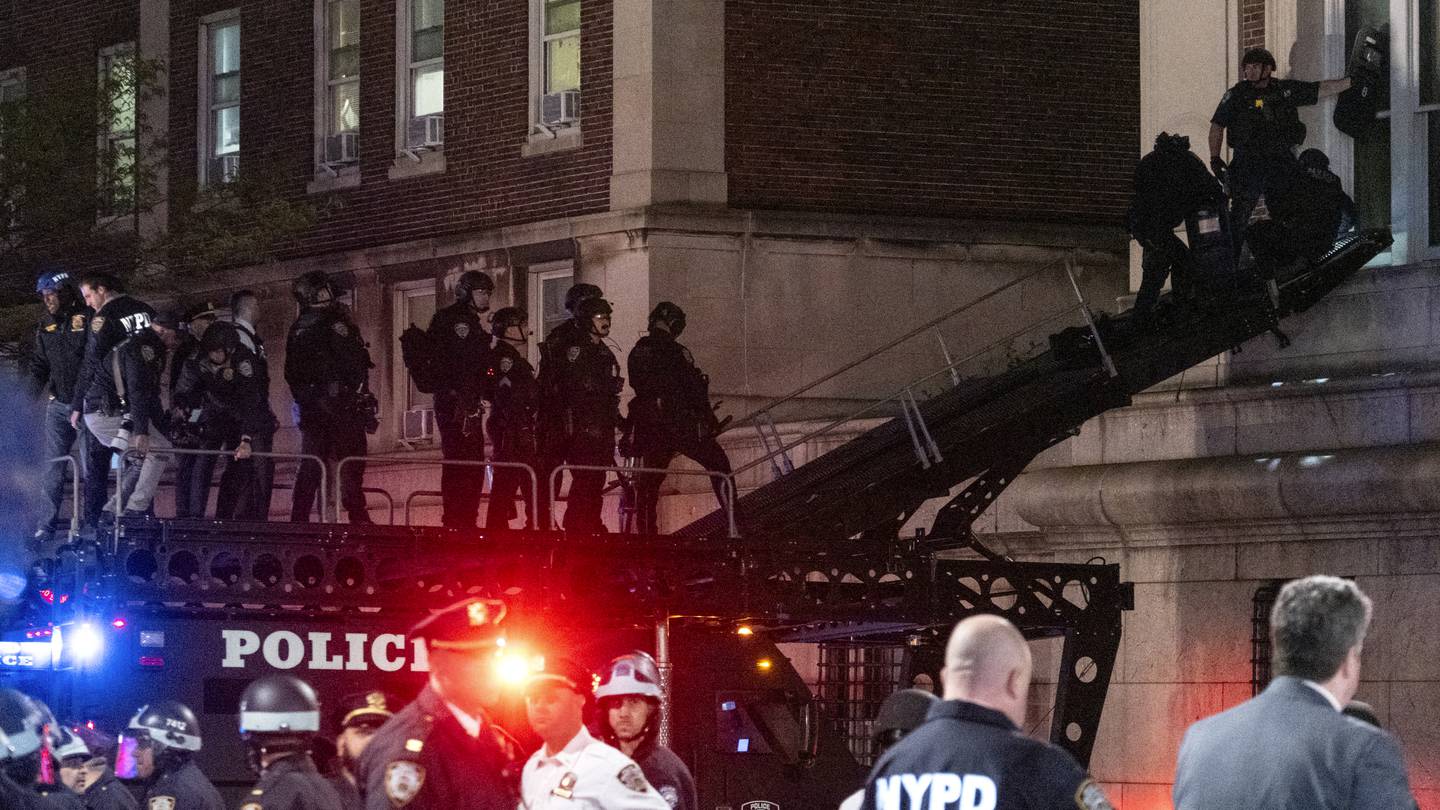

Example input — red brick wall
[725,0,1140,226]
[1241,0,1267,51]
[167,0,613,259]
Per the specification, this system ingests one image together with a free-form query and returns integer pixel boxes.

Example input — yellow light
[736,625,754,637]
[755,658,772,672]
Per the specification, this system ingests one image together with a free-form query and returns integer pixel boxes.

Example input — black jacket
[79,770,137,810]
[863,700,1110,810]
[285,304,371,414]
[631,740,697,810]
[83,329,167,435]
[144,760,224,810]
[73,294,157,416]
[242,753,345,810]
[627,332,712,447]
[484,340,539,459]
[426,301,490,409]
[354,687,518,810]
[28,303,91,405]
[34,783,85,810]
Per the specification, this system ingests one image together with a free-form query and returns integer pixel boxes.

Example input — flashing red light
[111,618,127,630]
[24,628,53,640]
[38,589,52,605]
[138,656,164,668]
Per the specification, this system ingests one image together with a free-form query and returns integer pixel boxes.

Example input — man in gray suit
[1173,575,1414,809]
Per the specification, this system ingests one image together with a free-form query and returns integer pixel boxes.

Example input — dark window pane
[413,26,443,63]
[330,43,359,80]
[1346,0,1390,110]
[1355,118,1391,230]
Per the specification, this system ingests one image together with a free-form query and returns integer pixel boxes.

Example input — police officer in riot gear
[427,270,494,529]
[354,598,519,810]
[28,268,111,543]
[285,271,376,524]
[862,616,1112,810]
[1246,147,1358,281]
[551,297,623,533]
[54,725,136,810]
[210,290,277,521]
[538,283,604,523]
[126,701,224,810]
[1126,134,1226,323]
[484,307,540,529]
[0,688,51,808]
[839,689,939,810]
[625,302,732,535]
[237,675,345,810]
[595,652,696,810]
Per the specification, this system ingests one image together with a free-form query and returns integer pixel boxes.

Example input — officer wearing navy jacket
[353,599,519,810]
[862,615,1112,810]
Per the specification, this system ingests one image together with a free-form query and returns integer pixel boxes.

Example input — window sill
[388,148,446,181]
[522,126,583,158]
[307,167,361,194]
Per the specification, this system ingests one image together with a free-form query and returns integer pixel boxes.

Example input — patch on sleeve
[385,761,426,807]
[332,321,349,337]
[618,763,652,793]
[71,314,86,331]
[567,346,581,362]
[454,322,470,339]
[1221,90,1232,104]
[238,359,253,377]
[91,316,106,333]
[148,798,176,810]
[1074,779,1114,810]
[660,784,680,807]
[500,357,513,373]
[141,345,156,362]
[681,347,694,365]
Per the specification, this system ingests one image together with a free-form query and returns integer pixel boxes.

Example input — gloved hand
[1210,156,1227,183]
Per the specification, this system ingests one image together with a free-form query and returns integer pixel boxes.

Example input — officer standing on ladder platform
[168,302,221,520]
[209,290,279,521]
[427,271,495,529]
[538,283,604,523]
[551,297,623,533]
[484,307,541,529]
[126,701,225,810]
[285,271,377,525]
[595,651,697,810]
[236,674,345,810]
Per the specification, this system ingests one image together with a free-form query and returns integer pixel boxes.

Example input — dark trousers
[436,401,487,529]
[292,416,368,522]
[635,434,732,536]
[1133,230,1190,317]
[561,420,616,534]
[39,399,110,532]
[173,436,223,518]
[1228,148,1293,256]
[216,429,275,521]
[486,461,536,529]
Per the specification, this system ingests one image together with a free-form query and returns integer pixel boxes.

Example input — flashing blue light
[68,623,104,664]
[736,738,750,752]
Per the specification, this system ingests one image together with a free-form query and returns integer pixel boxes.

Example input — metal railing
[46,455,81,538]
[550,464,738,538]
[116,446,328,530]
[336,456,540,531]
[403,489,441,526]
[361,487,396,526]
[724,255,1117,481]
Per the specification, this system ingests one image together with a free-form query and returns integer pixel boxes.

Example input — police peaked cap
[409,597,508,652]
[336,691,396,730]
[524,656,595,697]
[239,675,321,735]
[151,307,184,329]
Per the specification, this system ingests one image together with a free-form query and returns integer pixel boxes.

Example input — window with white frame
[319,0,360,169]
[98,44,138,216]
[527,263,573,365]
[532,0,580,130]
[199,13,240,185]
[399,0,444,150]
[392,284,438,441]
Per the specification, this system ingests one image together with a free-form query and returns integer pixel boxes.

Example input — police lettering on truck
[221,630,429,672]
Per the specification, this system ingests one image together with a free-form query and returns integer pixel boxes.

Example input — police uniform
[353,599,519,810]
[862,700,1112,810]
[536,317,589,523]
[552,336,622,533]
[0,772,48,809]
[329,691,394,810]
[1212,77,1320,247]
[220,316,277,520]
[326,776,361,810]
[194,323,279,521]
[284,303,374,523]
[425,301,491,528]
[72,294,157,427]
[82,327,172,515]
[1126,136,1226,318]
[34,783,86,810]
[77,771,137,810]
[168,330,225,519]
[626,331,731,535]
[628,742,695,810]
[484,339,540,528]
[144,759,224,810]
[238,753,342,810]
[1248,152,1356,271]
[521,726,669,810]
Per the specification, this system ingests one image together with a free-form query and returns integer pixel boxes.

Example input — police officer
[550,297,623,533]
[70,272,157,432]
[0,688,51,809]
[427,271,494,529]
[168,302,222,519]
[211,290,278,521]
[81,310,182,517]
[1126,134,1226,322]
[1247,147,1357,278]
[126,701,224,810]
[483,307,540,529]
[285,271,375,524]
[54,726,137,810]
[625,303,732,535]
[236,675,345,810]
[328,692,394,809]
[839,689,939,810]
[28,268,110,544]
[595,652,696,810]
[1209,48,1352,252]
[538,283,604,524]
[862,615,1113,810]
[354,598,519,810]
[521,656,669,810]
[189,317,279,521]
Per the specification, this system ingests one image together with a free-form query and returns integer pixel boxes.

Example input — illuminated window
[530,0,580,132]
[98,43,138,216]
[199,13,241,185]
[399,0,443,149]
[321,0,360,168]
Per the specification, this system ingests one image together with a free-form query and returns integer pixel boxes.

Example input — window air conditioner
[540,89,580,126]
[325,132,359,165]
[210,154,239,183]
[407,113,444,148]
[402,408,435,441]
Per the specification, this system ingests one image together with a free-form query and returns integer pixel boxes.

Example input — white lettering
[929,773,962,810]
[875,777,902,810]
[959,775,997,810]
[900,774,932,809]
[372,634,405,672]
[262,631,305,669]
[345,633,369,671]
[411,637,430,672]
[120,312,152,334]
[308,633,344,670]
[221,630,260,668]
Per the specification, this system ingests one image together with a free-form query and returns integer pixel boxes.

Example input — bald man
[860,615,1113,810]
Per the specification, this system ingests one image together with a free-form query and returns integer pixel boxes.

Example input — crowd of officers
[0,598,696,810]
[28,263,730,540]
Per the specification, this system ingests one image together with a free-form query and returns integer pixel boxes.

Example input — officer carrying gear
[1126,133,1227,322]
[354,598,520,810]
[330,692,394,810]
[550,297,623,533]
[81,310,182,517]
[126,701,224,810]
[28,267,111,544]
[285,271,376,524]
[207,290,278,521]
[483,307,540,529]
[625,302,732,535]
[1246,147,1357,282]
[0,688,50,809]
[537,283,605,523]
[595,652,696,810]
[168,302,223,520]
[237,675,345,810]
[427,271,495,529]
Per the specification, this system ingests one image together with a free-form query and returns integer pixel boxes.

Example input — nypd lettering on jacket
[222,630,430,672]
[871,774,997,810]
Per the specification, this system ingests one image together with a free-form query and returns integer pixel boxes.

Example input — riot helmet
[1298,148,1331,172]
[35,267,73,296]
[127,701,203,752]
[577,297,613,338]
[292,270,337,307]
[870,688,939,752]
[490,306,528,343]
[1153,132,1191,154]
[239,675,321,772]
[1241,47,1277,70]
[0,689,45,786]
[564,283,603,315]
[594,651,663,700]
[647,302,686,338]
[52,724,89,764]
[455,271,495,308]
